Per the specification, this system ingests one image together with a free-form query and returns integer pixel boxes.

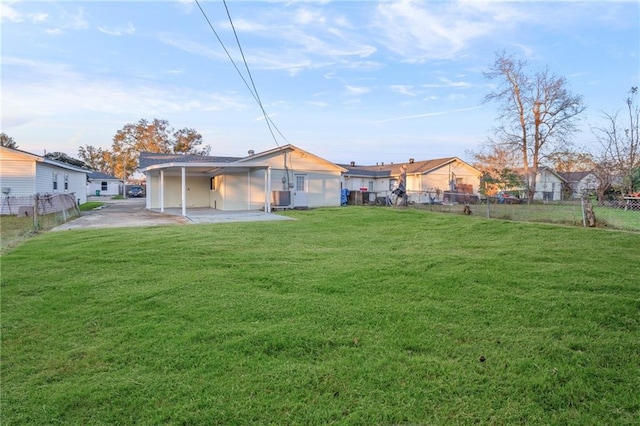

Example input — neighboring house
[530,167,566,201]
[87,171,123,197]
[557,171,598,199]
[139,144,347,215]
[509,167,566,201]
[0,146,90,205]
[341,157,483,204]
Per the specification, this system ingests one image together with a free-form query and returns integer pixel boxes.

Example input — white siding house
[139,144,347,215]
[0,146,89,205]
[558,171,598,199]
[531,167,566,201]
[87,172,123,197]
[341,157,483,204]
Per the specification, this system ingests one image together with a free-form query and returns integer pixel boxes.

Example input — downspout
[181,166,186,217]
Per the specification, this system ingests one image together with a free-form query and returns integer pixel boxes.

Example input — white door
[293,174,308,207]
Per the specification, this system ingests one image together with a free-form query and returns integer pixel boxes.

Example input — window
[64,174,69,190]
[368,181,374,191]
[53,173,58,190]
[296,175,305,191]
[389,179,397,191]
[101,181,108,191]
[210,177,216,190]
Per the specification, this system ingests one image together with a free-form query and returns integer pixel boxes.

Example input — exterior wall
[245,151,343,209]
[306,171,342,208]
[221,173,254,211]
[87,180,121,196]
[0,151,37,195]
[0,148,86,204]
[342,163,481,204]
[148,174,210,208]
[34,163,87,204]
[574,174,598,198]
[534,171,563,201]
[209,175,225,210]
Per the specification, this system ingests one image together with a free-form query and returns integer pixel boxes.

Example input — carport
[142,161,273,217]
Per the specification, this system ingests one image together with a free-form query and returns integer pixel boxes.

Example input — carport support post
[265,167,271,213]
[160,170,164,213]
[181,166,186,217]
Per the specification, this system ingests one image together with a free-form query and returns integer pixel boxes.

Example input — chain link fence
[1,193,81,253]
[351,189,639,232]
[410,195,639,232]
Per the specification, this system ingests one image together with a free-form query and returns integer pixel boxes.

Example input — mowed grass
[1,207,639,424]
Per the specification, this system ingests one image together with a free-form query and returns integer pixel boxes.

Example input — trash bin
[95,190,100,196]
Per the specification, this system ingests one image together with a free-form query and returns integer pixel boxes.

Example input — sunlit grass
[2,207,639,424]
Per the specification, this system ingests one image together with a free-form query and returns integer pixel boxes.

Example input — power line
[194,0,291,147]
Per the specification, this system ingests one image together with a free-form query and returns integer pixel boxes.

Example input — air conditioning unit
[272,190,291,207]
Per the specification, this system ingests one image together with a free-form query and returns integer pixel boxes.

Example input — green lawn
[2,207,639,424]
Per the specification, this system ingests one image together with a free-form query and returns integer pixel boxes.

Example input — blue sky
[2,0,638,165]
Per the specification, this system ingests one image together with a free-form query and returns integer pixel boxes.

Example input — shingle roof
[88,171,120,180]
[341,157,457,176]
[138,152,243,169]
[557,171,594,182]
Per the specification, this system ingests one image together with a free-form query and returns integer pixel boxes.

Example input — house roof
[513,166,567,182]
[341,157,466,177]
[138,152,243,169]
[1,146,90,174]
[88,171,121,180]
[139,144,347,174]
[557,171,594,183]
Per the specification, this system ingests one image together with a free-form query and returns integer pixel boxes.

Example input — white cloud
[1,56,249,129]
[294,7,326,25]
[378,105,483,123]
[175,0,195,15]
[390,85,417,97]
[0,2,47,24]
[98,22,135,36]
[345,85,371,95]
[45,7,89,34]
[0,2,22,23]
[373,0,522,62]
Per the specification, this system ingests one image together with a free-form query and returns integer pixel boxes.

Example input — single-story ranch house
[341,157,483,204]
[558,171,598,199]
[139,144,347,215]
[87,171,123,197]
[0,146,90,209]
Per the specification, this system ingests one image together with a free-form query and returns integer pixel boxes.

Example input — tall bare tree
[484,51,586,200]
[592,87,640,196]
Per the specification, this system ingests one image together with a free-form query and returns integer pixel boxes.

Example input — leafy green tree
[78,145,113,174]
[0,133,18,149]
[111,118,210,179]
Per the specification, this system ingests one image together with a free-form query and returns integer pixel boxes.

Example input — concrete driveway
[52,197,293,231]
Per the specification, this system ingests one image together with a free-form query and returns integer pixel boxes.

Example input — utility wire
[194,0,291,147]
